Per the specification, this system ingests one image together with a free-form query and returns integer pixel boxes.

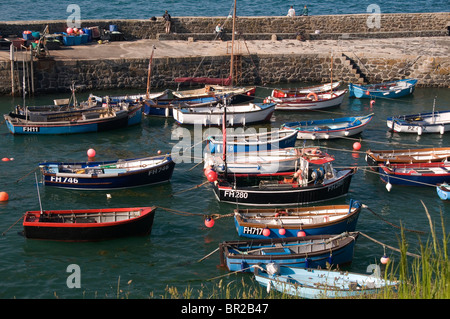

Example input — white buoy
[418,126,423,136]
[440,125,445,135]
[386,182,392,192]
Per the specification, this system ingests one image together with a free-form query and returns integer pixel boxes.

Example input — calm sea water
[0,0,449,302]
[0,85,449,299]
[0,0,448,21]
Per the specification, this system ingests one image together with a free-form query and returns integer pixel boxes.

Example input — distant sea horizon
[0,0,448,22]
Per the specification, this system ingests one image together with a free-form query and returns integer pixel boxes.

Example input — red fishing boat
[22,207,157,241]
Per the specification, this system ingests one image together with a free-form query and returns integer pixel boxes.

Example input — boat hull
[213,168,356,206]
[234,201,361,239]
[254,265,398,299]
[387,111,450,134]
[207,130,298,154]
[282,114,373,140]
[23,207,156,241]
[348,79,417,99]
[219,233,359,273]
[4,106,142,135]
[378,162,450,186]
[40,155,175,190]
[271,90,346,111]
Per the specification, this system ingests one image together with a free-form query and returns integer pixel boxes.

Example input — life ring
[307,92,318,101]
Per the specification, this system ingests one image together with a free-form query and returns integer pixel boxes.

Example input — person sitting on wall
[287,6,295,17]
[215,23,224,40]
[302,5,309,16]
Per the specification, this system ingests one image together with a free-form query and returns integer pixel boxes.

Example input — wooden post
[30,48,34,95]
[10,44,15,96]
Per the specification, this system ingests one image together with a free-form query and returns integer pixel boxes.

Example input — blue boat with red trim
[39,154,175,190]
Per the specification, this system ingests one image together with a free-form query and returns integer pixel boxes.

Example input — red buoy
[204,217,215,228]
[262,228,271,237]
[87,148,96,157]
[353,142,361,151]
[279,228,286,236]
[2,158,10,162]
[297,230,306,237]
[0,191,9,202]
[206,170,218,182]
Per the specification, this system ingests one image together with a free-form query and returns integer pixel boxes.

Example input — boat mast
[229,0,236,87]
[146,45,156,99]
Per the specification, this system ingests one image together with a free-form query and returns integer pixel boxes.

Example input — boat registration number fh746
[147,164,170,175]
[223,190,248,199]
[50,176,79,184]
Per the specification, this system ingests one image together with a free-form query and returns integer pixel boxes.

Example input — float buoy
[381,255,390,264]
[262,228,271,237]
[0,191,9,202]
[353,142,361,151]
[307,92,318,101]
[204,217,215,228]
[87,148,96,157]
[297,230,306,237]
[370,99,375,107]
[279,228,286,236]
[206,170,218,182]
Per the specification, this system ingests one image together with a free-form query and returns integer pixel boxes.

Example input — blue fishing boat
[3,102,142,135]
[378,161,450,186]
[254,264,398,299]
[281,113,374,140]
[206,129,298,154]
[233,200,362,239]
[39,154,175,190]
[437,183,450,200]
[348,78,418,99]
[218,232,359,273]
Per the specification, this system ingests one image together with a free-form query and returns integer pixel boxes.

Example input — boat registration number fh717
[223,190,248,199]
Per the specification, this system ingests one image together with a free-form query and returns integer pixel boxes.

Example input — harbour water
[0,0,448,22]
[0,84,449,299]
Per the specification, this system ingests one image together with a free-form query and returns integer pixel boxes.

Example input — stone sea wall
[0,52,446,95]
[0,13,448,94]
[0,12,448,39]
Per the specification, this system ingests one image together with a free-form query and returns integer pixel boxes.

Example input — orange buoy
[2,158,10,161]
[204,217,215,228]
[370,99,375,107]
[0,191,9,201]
[307,92,318,101]
[353,142,361,151]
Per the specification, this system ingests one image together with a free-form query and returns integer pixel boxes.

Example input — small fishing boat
[387,110,450,135]
[436,183,450,200]
[271,82,341,98]
[143,95,221,117]
[206,129,298,154]
[4,102,143,135]
[267,90,347,111]
[39,154,175,190]
[218,232,359,273]
[378,161,450,186]
[365,147,450,171]
[281,113,374,140]
[204,147,319,174]
[211,155,357,206]
[171,85,256,105]
[254,264,398,299]
[172,101,275,126]
[233,200,362,239]
[22,207,157,241]
[348,78,418,99]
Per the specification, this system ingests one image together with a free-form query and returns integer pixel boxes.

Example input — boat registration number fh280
[223,190,249,199]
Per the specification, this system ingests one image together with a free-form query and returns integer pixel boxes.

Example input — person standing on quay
[287,6,295,17]
[163,10,172,34]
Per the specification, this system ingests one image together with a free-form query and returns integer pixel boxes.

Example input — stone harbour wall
[0,51,447,96]
[0,12,448,39]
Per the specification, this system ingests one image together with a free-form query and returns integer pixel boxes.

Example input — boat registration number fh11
[23,126,40,132]
[223,190,248,199]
